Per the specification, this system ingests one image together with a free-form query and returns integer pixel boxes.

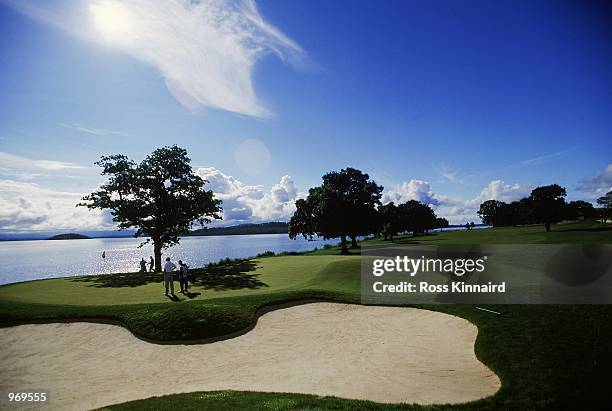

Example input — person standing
[139,258,147,273]
[178,260,189,293]
[102,251,106,259]
[163,257,176,295]
[149,256,154,272]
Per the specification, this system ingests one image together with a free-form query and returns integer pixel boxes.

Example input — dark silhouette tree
[565,200,597,221]
[398,200,437,236]
[78,146,222,271]
[378,202,401,241]
[477,200,505,226]
[529,184,567,232]
[289,168,382,254]
[288,187,321,240]
[435,217,449,232]
[597,191,612,222]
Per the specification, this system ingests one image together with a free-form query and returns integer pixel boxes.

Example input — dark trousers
[180,277,189,292]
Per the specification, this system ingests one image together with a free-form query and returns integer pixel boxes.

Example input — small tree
[530,184,567,232]
[79,146,222,271]
[435,217,449,232]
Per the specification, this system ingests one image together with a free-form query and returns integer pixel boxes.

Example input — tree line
[288,167,448,253]
[477,185,611,231]
[78,146,611,266]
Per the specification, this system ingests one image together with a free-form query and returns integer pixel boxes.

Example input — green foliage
[597,191,612,221]
[477,200,505,226]
[529,184,567,231]
[377,202,401,240]
[397,200,437,236]
[475,184,596,231]
[79,146,222,270]
[565,200,597,220]
[289,168,383,254]
[435,217,449,230]
[597,190,612,208]
[377,200,437,240]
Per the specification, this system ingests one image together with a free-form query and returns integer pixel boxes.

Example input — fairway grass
[0,255,361,305]
[0,220,611,410]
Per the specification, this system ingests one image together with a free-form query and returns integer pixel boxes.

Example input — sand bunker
[0,303,499,410]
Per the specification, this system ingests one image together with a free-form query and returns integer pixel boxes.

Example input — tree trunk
[350,235,359,248]
[545,222,551,232]
[153,240,162,272]
[340,235,349,255]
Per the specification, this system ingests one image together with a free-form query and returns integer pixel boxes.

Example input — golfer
[178,260,189,293]
[163,257,176,295]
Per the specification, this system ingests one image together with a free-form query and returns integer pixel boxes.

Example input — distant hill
[47,233,92,240]
[190,222,289,236]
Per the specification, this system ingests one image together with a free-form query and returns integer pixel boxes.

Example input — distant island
[189,222,288,236]
[47,233,92,240]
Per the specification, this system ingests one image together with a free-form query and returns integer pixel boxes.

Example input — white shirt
[164,261,176,273]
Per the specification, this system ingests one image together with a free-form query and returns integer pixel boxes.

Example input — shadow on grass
[391,232,445,245]
[71,259,268,291]
[70,272,163,288]
[191,259,267,291]
[557,226,612,233]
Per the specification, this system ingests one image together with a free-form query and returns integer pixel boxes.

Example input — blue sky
[0,0,610,232]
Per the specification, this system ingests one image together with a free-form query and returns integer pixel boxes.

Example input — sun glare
[89,0,135,42]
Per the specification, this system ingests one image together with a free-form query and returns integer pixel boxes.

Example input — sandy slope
[0,303,500,410]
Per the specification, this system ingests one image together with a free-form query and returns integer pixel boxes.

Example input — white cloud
[383,179,530,224]
[196,166,301,224]
[8,0,306,117]
[59,123,132,137]
[0,180,112,232]
[383,180,440,206]
[0,151,86,172]
[577,164,612,199]
[504,150,568,169]
[467,180,532,207]
[0,165,302,232]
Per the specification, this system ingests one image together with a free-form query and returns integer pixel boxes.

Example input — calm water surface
[0,234,335,285]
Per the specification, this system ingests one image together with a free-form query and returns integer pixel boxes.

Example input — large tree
[288,187,321,240]
[529,184,567,232]
[289,167,383,254]
[477,200,506,226]
[378,202,401,241]
[79,146,222,271]
[565,200,597,221]
[398,200,437,236]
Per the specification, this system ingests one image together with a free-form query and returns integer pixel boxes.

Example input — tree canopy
[477,200,505,226]
[398,200,437,236]
[475,184,603,231]
[529,184,567,232]
[289,167,383,253]
[79,146,222,271]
